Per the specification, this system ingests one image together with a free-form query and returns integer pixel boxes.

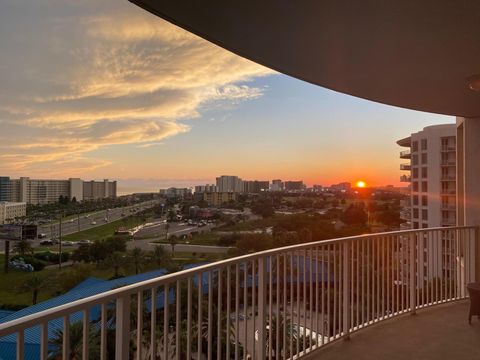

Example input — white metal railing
[0,226,478,359]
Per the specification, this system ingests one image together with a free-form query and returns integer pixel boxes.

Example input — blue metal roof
[0,269,169,360]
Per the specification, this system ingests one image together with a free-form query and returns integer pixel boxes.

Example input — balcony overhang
[130,0,480,117]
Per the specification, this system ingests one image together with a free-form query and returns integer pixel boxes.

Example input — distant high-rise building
[243,180,269,193]
[270,179,284,192]
[203,192,237,206]
[0,177,117,204]
[216,175,243,193]
[194,184,217,193]
[159,187,192,199]
[330,182,352,192]
[312,185,323,192]
[397,124,456,229]
[284,180,304,191]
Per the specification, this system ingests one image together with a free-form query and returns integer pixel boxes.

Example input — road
[38,200,159,240]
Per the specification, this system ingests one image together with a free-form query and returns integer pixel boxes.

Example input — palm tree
[13,240,33,257]
[48,321,100,359]
[168,235,178,255]
[17,275,46,305]
[152,245,171,268]
[104,252,129,278]
[129,247,145,274]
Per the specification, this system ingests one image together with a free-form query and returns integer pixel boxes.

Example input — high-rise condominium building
[397,124,456,283]
[194,184,217,193]
[216,176,243,193]
[284,180,304,191]
[397,124,456,229]
[243,180,269,193]
[270,179,284,192]
[0,177,117,204]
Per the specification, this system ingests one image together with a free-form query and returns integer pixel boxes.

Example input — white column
[456,117,480,281]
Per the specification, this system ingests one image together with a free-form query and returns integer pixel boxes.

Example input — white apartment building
[398,124,456,229]
[1,177,117,204]
[397,124,457,283]
[0,202,27,224]
[270,179,284,192]
[194,184,217,193]
[216,175,243,193]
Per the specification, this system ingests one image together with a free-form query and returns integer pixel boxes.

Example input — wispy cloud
[0,0,273,177]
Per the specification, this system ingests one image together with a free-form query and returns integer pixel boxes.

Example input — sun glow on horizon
[356,180,367,188]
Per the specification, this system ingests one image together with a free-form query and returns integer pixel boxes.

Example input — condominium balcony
[0,226,477,360]
[441,146,456,152]
[441,175,456,181]
[399,175,411,182]
[399,150,411,159]
[441,160,456,166]
[441,189,457,195]
[399,163,411,171]
[442,204,457,211]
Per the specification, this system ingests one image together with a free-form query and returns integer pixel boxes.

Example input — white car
[91,221,97,225]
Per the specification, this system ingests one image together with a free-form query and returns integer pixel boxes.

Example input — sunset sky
[0,0,453,194]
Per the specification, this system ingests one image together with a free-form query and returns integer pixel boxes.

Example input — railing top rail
[0,225,477,336]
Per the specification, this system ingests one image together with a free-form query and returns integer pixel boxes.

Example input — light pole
[58,211,64,270]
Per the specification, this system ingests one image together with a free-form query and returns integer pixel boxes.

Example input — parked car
[39,239,54,245]
[62,241,74,246]
[37,233,47,239]
[78,239,92,245]
[91,221,97,225]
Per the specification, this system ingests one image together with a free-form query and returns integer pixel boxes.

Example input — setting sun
[356,180,367,188]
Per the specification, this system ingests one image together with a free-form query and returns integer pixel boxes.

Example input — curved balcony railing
[0,226,478,360]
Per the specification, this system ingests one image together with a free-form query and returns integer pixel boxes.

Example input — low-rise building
[203,192,237,206]
[0,202,27,224]
[159,187,192,199]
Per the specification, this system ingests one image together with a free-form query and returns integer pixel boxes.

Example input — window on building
[422,209,428,220]
[421,153,428,164]
[422,222,428,229]
[412,182,419,192]
[413,208,419,218]
[421,181,428,192]
[421,139,427,150]
[412,141,418,152]
[412,154,418,166]
[422,195,428,206]
[421,167,428,178]
[413,222,419,229]
[412,168,419,179]
[413,195,419,205]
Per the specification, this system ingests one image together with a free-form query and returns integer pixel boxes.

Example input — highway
[37,200,159,240]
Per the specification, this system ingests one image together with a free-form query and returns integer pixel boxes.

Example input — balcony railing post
[257,257,267,360]
[409,232,416,315]
[342,241,350,339]
[116,294,131,360]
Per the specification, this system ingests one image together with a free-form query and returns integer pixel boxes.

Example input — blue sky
[0,0,453,194]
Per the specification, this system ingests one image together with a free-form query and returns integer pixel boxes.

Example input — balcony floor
[305,300,480,360]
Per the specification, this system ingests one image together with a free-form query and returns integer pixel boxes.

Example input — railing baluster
[276,254,280,358]
[151,287,157,360]
[197,274,202,360]
[217,269,222,360]
[63,315,70,360]
[208,271,213,360]
[258,257,267,360]
[244,263,248,360]
[176,281,181,360]
[235,263,240,360]
[100,303,106,360]
[83,309,89,360]
[268,257,273,360]
[283,253,287,357]
[226,266,231,360]
[17,329,24,360]
[137,292,143,360]
[40,322,48,360]
[164,283,169,360]
[342,240,350,338]
[252,260,256,360]
[116,295,130,360]
[187,278,192,360]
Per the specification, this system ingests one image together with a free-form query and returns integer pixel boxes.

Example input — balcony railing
[399,175,411,182]
[400,163,411,171]
[399,150,411,159]
[0,227,477,360]
[441,175,456,181]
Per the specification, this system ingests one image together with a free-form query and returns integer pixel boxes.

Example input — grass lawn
[62,217,144,242]
[215,216,278,232]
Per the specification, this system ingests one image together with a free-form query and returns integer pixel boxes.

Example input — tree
[13,240,33,257]
[18,276,46,305]
[152,245,171,268]
[168,234,178,255]
[129,247,145,274]
[104,252,129,278]
[49,322,100,360]
[340,204,368,225]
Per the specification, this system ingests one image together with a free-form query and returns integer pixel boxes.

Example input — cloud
[0,0,273,177]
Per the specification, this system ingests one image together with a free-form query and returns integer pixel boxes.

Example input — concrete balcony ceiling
[130,0,480,117]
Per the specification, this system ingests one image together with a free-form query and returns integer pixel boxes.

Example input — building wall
[216,176,243,193]
[83,179,117,201]
[398,124,456,229]
[0,202,27,224]
[203,192,237,206]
